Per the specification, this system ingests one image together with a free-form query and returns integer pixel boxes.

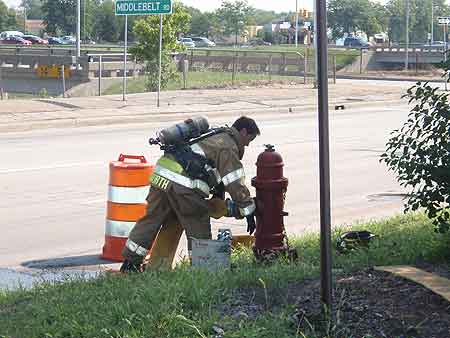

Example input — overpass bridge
[372,45,447,65]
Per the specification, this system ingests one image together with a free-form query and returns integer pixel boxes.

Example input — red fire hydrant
[251,144,296,261]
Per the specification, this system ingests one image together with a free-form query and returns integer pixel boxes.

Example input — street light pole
[431,0,434,44]
[23,6,26,32]
[405,0,409,70]
[295,0,299,47]
[83,0,86,41]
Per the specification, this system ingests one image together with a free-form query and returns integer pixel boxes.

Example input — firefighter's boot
[119,259,143,273]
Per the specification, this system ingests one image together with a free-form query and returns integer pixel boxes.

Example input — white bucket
[191,238,231,271]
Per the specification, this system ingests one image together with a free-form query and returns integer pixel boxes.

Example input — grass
[1,213,448,338]
[104,71,307,95]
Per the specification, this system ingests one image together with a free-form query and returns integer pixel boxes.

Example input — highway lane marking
[0,161,104,174]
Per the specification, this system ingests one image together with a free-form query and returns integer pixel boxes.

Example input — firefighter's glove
[246,214,256,235]
[211,182,225,200]
[252,197,259,214]
[225,198,240,218]
[207,197,228,219]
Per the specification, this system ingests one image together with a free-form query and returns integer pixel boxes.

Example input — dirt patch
[219,269,450,337]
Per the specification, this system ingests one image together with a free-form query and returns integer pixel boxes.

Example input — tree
[0,1,18,32]
[215,0,254,45]
[131,2,190,91]
[185,6,211,37]
[42,0,75,35]
[381,62,450,233]
[252,9,283,26]
[81,0,100,41]
[328,0,387,39]
[92,0,119,42]
[386,0,449,43]
[22,0,43,20]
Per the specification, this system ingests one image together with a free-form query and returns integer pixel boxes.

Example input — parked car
[22,35,48,45]
[0,36,32,45]
[344,37,370,48]
[187,36,215,47]
[0,31,24,40]
[248,38,271,46]
[60,35,76,44]
[424,41,445,47]
[48,37,64,45]
[82,38,96,45]
[179,37,195,48]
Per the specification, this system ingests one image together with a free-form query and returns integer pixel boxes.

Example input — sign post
[438,17,450,91]
[157,14,163,107]
[123,15,128,101]
[115,0,172,105]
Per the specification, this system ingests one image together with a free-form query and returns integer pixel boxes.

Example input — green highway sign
[115,0,172,15]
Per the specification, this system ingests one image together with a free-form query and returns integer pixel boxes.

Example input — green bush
[381,76,450,233]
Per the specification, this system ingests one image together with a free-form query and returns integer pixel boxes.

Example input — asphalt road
[0,102,409,269]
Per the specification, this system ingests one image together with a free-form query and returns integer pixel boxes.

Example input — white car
[0,31,24,39]
[179,37,195,48]
[60,36,76,44]
[189,37,216,47]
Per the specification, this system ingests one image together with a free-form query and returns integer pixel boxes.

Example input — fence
[173,47,359,89]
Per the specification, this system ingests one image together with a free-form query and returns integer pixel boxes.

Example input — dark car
[0,36,32,45]
[249,38,271,46]
[344,37,370,48]
[47,37,64,45]
[22,35,48,45]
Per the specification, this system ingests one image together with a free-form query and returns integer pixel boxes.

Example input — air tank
[158,117,209,145]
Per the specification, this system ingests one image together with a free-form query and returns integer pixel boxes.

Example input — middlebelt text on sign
[117,2,160,12]
[115,0,171,15]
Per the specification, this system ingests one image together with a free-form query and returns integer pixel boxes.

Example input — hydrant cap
[252,144,288,186]
[256,144,283,167]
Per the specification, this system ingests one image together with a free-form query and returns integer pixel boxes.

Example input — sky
[4,0,388,11]
[179,0,388,12]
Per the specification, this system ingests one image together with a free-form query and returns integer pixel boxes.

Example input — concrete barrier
[0,51,144,95]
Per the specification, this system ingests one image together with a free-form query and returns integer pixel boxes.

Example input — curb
[337,74,446,83]
[0,98,405,134]
[375,265,450,302]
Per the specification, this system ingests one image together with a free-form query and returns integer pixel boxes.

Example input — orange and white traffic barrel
[102,154,154,261]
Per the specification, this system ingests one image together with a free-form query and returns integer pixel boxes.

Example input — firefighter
[120,116,260,273]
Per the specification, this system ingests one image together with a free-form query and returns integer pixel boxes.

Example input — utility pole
[405,0,409,71]
[295,0,299,47]
[315,0,332,311]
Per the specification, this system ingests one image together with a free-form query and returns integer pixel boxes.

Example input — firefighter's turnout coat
[122,127,256,262]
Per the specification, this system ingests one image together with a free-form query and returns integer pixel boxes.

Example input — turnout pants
[122,182,211,264]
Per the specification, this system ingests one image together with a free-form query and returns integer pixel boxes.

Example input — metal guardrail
[0,44,125,56]
[374,46,446,53]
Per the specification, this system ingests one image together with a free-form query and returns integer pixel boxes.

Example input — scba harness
[149,118,230,195]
